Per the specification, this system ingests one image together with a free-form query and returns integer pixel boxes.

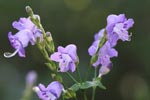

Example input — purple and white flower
[106,14,134,47]
[88,29,105,56]
[50,44,78,72]
[33,81,64,100]
[93,41,118,67]
[4,16,42,58]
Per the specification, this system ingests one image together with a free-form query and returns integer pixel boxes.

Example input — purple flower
[4,30,35,58]
[12,16,43,41]
[93,41,118,67]
[50,44,77,72]
[4,16,42,58]
[26,71,37,86]
[88,29,105,56]
[106,14,134,47]
[33,81,64,100]
[12,17,35,31]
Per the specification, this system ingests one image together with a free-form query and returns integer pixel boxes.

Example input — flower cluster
[4,7,134,100]
[4,15,42,58]
[88,14,134,77]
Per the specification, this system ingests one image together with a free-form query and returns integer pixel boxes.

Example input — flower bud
[26,71,37,86]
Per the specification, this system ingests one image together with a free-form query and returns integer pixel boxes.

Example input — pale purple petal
[58,46,65,53]
[94,29,105,40]
[61,44,77,62]
[108,48,118,57]
[59,59,70,72]
[18,47,25,57]
[113,23,129,41]
[38,84,47,92]
[107,33,118,47]
[124,18,134,30]
[47,81,64,98]
[69,62,76,72]
[51,44,78,72]
[88,40,99,56]
[50,52,62,62]
[107,14,126,25]
[12,17,35,31]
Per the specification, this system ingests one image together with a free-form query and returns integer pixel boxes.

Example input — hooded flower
[93,41,118,67]
[12,16,42,41]
[4,30,35,58]
[50,44,78,72]
[4,16,42,58]
[88,29,105,56]
[33,81,64,100]
[106,14,134,47]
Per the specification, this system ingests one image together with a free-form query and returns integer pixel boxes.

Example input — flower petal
[47,81,64,98]
[50,52,62,62]
[69,62,76,72]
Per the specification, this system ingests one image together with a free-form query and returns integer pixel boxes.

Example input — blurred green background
[0,0,149,100]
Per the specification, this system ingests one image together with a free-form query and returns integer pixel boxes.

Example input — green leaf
[93,78,106,90]
[69,83,80,91]
[80,81,95,89]
[80,78,106,90]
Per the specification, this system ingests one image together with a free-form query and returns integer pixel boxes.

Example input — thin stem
[91,67,97,100]
[92,87,96,100]
[83,90,88,100]
[94,67,97,78]
[77,67,82,82]
[66,72,79,83]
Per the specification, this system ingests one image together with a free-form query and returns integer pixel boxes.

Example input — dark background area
[0,0,149,100]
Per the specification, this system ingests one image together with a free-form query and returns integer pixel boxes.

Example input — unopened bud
[25,6,33,16]
[46,31,52,42]
[26,71,37,86]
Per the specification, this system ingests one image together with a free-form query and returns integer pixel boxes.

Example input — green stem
[92,87,96,100]
[77,67,82,82]
[91,68,98,100]
[94,67,97,78]
[66,72,79,83]
[21,85,32,100]
[83,90,88,100]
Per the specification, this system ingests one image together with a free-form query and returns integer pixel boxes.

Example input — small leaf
[69,83,80,91]
[80,81,95,89]
[93,78,106,90]
[98,82,106,90]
